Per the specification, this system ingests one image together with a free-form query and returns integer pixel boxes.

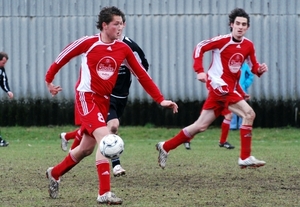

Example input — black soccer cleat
[219,141,235,149]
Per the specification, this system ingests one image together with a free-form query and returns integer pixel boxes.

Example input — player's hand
[160,100,178,114]
[244,93,250,101]
[46,82,62,96]
[197,72,207,83]
[213,85,229,96]
[258,63,268,74]
[7,91,13,99]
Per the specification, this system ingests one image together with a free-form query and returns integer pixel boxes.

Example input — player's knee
[82,148,94,156]
[245,109,255,121]
[110,126,118,134]
[194,125,208,133]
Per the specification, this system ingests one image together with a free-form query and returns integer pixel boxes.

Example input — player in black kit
[107,35,149,176]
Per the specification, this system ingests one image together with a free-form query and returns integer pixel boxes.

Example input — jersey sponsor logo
[228,53,244,73]
[96,56,117,80]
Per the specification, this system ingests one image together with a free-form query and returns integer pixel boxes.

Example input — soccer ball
[99,134,124,159]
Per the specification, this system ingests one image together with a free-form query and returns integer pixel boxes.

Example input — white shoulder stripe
[55,36,92,63]
[194,34,231,58]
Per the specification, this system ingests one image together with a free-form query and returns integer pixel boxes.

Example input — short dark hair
[228,8,250,31]
[0,52,8,61]
[96,6,125,30]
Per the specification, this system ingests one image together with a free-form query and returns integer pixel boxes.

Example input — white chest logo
[228,53,244,73]
[96,56,117,80]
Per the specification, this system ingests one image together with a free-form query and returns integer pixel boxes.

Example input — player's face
[103,15,123,42]
[231,17,249,40]
[0,57,7,68]
[117,22,126,40]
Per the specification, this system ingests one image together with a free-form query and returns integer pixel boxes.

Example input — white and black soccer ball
[99,134,124,159]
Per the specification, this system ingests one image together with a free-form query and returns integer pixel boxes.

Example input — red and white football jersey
[193,33,261,92]
[45,33,164,103]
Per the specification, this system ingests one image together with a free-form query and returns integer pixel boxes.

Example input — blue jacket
[239,63,254,93]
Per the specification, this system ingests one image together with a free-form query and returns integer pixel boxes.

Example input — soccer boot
[59,132,68,152]
[113,165,126,177]
[0,138,9,147]
[238,156,266,169]
[46,167,60,198]
[156,142,168,169]
[219,141,235,149]
[97,191,123,205]
[184,142,191,150]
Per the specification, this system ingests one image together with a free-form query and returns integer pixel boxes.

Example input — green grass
[0,126,300,207]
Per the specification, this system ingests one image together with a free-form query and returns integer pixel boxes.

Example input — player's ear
[102,22,108,30]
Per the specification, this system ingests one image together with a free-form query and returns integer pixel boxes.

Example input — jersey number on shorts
[98,113,105,123]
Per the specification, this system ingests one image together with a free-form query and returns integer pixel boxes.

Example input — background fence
[0,0,299,127]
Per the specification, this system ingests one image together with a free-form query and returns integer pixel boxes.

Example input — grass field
[0,126,300,207]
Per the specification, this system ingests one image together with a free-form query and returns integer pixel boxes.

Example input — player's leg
[46,133,96,198]
[107,96,126,177]
[60,102,82,151]
[93,127,122,204]
[88,94,122,204]
[107,118,125,177]
[69,127,83,150]
[229,100,265,168]
[60,129,79,151]
[156,109,216,169]
[219,112,235,149]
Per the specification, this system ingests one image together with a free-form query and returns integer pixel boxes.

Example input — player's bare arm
[197,72,207,83]
[45,82,62,96]
[160,100,178,114]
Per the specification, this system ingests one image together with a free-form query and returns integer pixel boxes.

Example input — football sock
[163,129,192,152]
[111,158,121,168]
[52,153,79,180]
[70,131,83,150]
[219,119,230,144]
[240,125,252,160]
[65,129,79,141]
[96,159,110,195]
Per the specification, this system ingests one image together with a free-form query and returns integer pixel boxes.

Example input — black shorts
[107,96,128,122]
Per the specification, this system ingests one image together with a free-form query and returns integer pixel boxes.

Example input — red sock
[240,125,252,160]
[164,129,192,152]
[51,153,78,180]
[186,137,192,143]
[65,129,79,141]
[70,130,83,150]
[96,159,110,195]
[219,119,230,144]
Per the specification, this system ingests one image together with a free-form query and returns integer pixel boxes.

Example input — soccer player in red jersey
[184,64,252,150]
[59,16,150,178]
[156,8,268,170]
[45,6,178,205]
